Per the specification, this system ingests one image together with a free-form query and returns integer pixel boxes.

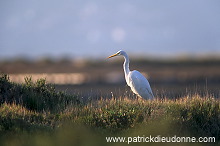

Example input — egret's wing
[128,70,154,99]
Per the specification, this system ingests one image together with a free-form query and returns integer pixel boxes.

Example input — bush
[0,74,80,113]
[0,103,54,134]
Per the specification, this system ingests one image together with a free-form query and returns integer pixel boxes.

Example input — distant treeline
[1,56,220,67]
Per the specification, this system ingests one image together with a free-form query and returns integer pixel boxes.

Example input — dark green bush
[166,97,220,140]
[0,74,80,113]
[0,103,53,134]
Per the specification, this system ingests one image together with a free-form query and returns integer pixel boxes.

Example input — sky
[0,0,220,60]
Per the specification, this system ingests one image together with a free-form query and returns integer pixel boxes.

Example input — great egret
[107,50,154,100]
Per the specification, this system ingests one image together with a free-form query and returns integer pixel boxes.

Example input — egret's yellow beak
[107,53,119,59]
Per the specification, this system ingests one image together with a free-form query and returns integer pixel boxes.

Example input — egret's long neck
[123,53,130,77]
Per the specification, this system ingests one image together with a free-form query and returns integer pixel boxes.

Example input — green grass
[0,74,219,146]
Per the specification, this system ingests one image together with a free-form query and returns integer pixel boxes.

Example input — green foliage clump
[83,99,154,132]
[0,103,54,134]
[170,97,220,138]
[0,74,80,113]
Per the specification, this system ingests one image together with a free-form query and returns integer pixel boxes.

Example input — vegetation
[0,74,219,145]
[0,74,80,113]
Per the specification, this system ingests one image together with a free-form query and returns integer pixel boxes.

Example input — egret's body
[108,50,154,100]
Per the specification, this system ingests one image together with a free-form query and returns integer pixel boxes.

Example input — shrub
[0,74,80,113]
[0,103,54,134]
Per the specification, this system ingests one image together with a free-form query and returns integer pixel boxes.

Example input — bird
[107,50,154,100]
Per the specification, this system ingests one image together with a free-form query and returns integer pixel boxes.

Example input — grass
[0,74,219,145]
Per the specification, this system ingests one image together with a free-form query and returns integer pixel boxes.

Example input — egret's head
[107,50,126,59]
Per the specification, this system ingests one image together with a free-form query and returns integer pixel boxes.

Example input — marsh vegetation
[0,73,219,145]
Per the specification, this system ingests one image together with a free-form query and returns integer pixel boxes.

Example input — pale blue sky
[0,0,220,59]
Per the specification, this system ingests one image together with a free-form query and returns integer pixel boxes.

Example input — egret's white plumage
[107,50,154,100]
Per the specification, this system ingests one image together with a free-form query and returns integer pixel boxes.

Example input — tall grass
[0,74,219,145]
